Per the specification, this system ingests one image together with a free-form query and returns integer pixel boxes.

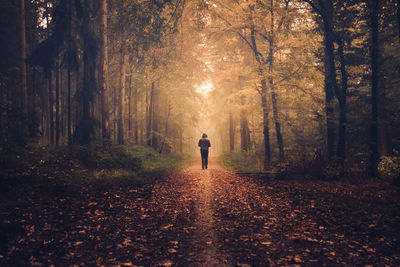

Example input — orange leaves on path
[0,161,399,265]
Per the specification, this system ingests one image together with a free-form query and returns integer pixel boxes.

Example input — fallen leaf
[168,248,177,253]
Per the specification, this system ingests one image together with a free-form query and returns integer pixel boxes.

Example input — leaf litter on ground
[0,161,399,265]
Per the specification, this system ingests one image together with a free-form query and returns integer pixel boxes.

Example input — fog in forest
[1,0,400,265]
[1,0,400,174]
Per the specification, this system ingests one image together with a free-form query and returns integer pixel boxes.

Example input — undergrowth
[0,143,191,197]
[219,151,376,181]
[219,151,264,173]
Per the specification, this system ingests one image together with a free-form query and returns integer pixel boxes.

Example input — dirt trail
[1,158,399,266]
[182,160,230,266]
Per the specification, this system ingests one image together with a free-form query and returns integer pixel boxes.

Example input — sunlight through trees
[1,0,399,174]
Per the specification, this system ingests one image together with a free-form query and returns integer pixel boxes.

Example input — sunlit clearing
[196,81,213,95]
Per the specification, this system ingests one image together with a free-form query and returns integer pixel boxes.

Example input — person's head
[202,133,207,138]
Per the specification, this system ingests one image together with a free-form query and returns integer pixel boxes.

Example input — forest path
[1,159,400,266]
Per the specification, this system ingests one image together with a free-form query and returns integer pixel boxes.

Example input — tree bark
[397,0,400,41]
[260,79,271,167]
[370,0,379,176]
[179,127,183,153]
[55,58,60,145]
[60,70,65,138]
[100,0,110,139]
[151,84,158,150]
[240,94,250,152]
[240,114,250,152]
[229,112,235,152]
[160,104,171,153]
[268,0,284,161]
[336,38,348,164]
[67,0,73,146]
[318,0,338,161]
[378,78,392,156]
[322,3,341,115]
[249,7,270,167]
[117,41,126,144]
[128,72,132,135]
[133,79,138,144]
[20,0,27,115]
[48,71,54,145]
[81,35,92,145]
[147,82,153,146]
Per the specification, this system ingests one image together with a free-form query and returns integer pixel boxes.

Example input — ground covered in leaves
[1,159,400,266]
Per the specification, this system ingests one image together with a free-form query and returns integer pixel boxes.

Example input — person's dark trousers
[201,149,209,169]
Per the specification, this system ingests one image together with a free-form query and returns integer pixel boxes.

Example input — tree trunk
[75,69,80,139]
[379,78,392,156]
[160,104,171,153]
[319,0,338,161]
[20,0,27,115]
[370,0,379,176]
[0,87,3,144]
[229,112,234,152]
[48,71,54,145]
[240,114,250,152]
[147,82,153,146]
[113,78,117,142]
[336,38,348,164]
[239,77,249,152]
[81,36,92,145]
[249,7,270,168]
[67,0,72,146]
[100,0,110,139]
[151,84,158,150]
[128,73,132,135]
[397,0,400,41]
[140,116,143,144]
[133,80,138,144]
[179,127,183,153]
[268,0,284,161]
[55,58,60,145]
[261,78,271,167]
[117,42,126,144]
[240,95,249,152]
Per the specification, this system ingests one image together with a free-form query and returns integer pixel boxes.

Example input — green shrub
[98,145,142,171]
[220,151,263,173]
[378,155,400,182]
[0,143,190,193]
[322,162,342,181]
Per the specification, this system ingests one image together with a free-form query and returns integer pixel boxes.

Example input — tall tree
[48,71,54,145]
[20,0,27,115]
[151,83,159,150]
[268,0,284,161]
[67,0,72,146]
[397,0,400,40]
[303,0,350,164]
[75,0,98,145]
[369,0,380,176]
[229,111,235,152]
[147,82,154,146]
[249,6,271,167]
[55,58,60,144]
[100,0,110,139]
[336,37,348,164]
[117,38,126,144]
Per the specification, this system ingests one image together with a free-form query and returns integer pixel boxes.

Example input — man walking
[198,133,211,170]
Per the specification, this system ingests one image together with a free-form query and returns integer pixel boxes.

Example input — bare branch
[254,83,262,95]
[275,66,302,85]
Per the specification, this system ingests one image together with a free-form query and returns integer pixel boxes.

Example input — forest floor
[1,158,400,266]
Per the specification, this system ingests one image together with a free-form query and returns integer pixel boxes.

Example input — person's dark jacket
[198,138,211,151]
